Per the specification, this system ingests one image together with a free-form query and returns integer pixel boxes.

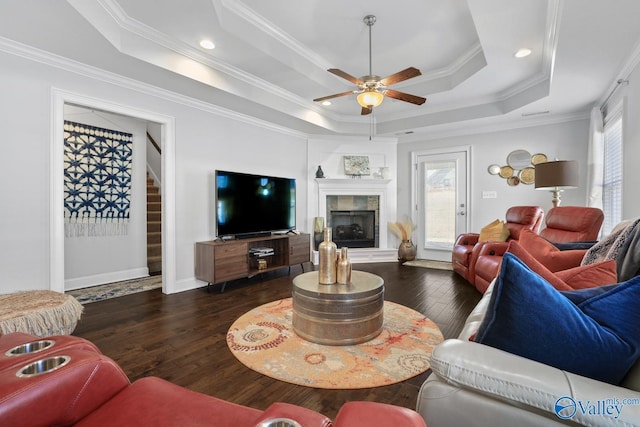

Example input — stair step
[148,257,162,275]
[147,172,162,275]
[147,243,162,258]
[147,202,161,212]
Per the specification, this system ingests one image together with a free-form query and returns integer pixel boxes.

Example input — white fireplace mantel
[315,178,392,186]
[313,178,397,263]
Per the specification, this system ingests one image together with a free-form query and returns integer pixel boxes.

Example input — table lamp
[534,160,578,207]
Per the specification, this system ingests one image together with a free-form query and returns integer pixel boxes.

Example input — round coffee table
[292,270,384,345]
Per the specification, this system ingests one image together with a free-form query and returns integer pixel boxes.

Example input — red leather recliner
[0,333,425,427]
[473,206,604,292]
[538,206,604,242]
[452,206,544,286]
[0,333,330,426]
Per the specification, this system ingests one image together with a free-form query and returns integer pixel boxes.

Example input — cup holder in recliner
[16,355,71,378]
[256,419,302,427]
[5,340,55,357]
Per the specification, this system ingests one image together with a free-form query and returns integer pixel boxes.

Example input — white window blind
[602,107,623,235]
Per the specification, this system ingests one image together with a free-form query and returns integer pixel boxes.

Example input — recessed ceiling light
[199,39,215,50]
[514,48,532,58]
[322,101,331,106]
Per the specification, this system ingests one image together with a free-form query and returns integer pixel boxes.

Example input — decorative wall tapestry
[64,121,133,237]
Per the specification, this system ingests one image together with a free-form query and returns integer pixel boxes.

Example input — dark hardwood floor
[72,262,481,419]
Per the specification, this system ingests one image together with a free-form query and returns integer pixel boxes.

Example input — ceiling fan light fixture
[313,15,424,114]
[357,90,384,108]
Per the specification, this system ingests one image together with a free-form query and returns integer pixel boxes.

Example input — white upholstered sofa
[416,280,640,427]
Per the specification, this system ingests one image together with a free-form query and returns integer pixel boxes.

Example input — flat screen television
[215,170,296,238]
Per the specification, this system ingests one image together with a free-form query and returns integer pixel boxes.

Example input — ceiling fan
[314,15,426,115]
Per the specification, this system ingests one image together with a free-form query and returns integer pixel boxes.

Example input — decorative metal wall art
[488,150,547,186]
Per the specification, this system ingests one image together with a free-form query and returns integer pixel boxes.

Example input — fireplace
[326,195,380,249]
[313,177,397,263]
[330,210,376,248]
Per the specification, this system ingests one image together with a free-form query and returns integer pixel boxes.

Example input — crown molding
[397,110,589,143]
[0,36,307,139]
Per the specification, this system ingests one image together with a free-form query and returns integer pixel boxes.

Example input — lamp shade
[357,90,384,108]
[534,160,579,190]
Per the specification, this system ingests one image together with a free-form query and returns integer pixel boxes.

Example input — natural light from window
[602,106,623,235]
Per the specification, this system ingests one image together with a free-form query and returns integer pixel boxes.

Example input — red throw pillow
[517,229,585,272]
[556,260,618,289]
[506,241,573,291]
[507,241,618,291]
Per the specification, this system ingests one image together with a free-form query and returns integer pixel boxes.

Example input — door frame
[51,88,176,294]
[410,145,471,261]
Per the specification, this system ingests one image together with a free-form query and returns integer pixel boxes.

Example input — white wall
[307,136,398,250]
[397,119,590,234]
[0,49,307,294]
[62,106,148,289]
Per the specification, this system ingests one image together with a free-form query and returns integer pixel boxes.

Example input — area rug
[226,298,444,389]
[67,276,162,304]
[403,259,453,271]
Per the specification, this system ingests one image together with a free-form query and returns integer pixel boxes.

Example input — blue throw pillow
[474,253,640,384]
[552,241,598,251]
[560,283,619,304]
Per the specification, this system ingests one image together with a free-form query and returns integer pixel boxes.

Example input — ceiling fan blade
[328,68,363,85]
[385,89,426,105]
[361,106,373,115]
[380,67,422,86]
[313,91,354,102]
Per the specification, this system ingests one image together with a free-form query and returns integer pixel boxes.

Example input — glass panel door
[415,151,468,260]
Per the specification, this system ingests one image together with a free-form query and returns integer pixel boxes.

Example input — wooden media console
[195,233,310,291]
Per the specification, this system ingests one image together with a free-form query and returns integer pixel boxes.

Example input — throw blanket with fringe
[63,121,133,237]
[582,218,640,281]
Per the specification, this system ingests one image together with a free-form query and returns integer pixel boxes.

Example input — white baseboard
[65,267,150,291]
[172,277,203,294]
[312,248,398,264]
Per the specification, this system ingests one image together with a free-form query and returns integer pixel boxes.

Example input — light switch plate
[482,191,497,199]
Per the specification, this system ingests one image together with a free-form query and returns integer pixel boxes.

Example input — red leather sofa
[0,333,425,427]
[452,206,544,286]
[473,206,604,292]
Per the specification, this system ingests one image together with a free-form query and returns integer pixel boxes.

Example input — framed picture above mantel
[343,155,370,176]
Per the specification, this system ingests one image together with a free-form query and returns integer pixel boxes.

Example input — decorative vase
[398,240,417,262]
[336,247,352,285]
[318,227,337,284]
[315,165,325,178]
[313,217,325,250]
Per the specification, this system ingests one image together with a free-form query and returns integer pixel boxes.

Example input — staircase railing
[147,132,161,154]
